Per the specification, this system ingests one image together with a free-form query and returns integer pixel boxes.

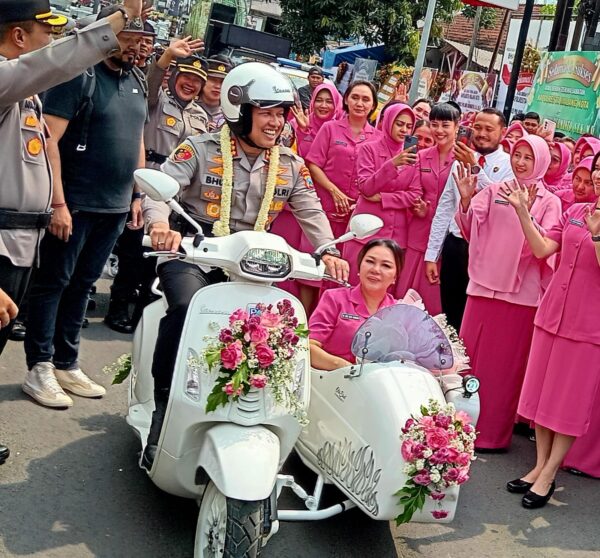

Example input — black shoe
[522,481,555,509]
[104,313,134,334]
[141,399,168,471]
[506,478,533,494]
[563,467,594,478]
[8,321,26,342]
[81,318,89,329]
[0,444,9,465]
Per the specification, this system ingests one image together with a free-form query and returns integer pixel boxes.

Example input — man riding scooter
[141,62,349,469]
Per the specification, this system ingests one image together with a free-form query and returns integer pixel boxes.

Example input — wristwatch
[470,165,481,175]
[591,235,600,242]
[321,247,341,258]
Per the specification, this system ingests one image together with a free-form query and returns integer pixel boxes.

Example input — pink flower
[260,312,282,328]
[401,439,417,461]
[431,509,449,520]
[246,324,269,344]
[456,452,472,467]
[413,470,432,486]
[442,467,460,483]
[229,309,248,325]
[456,467,470,485]
[420,416,435,428]
[425,427,450,450]
[256,343,275,368]
[430,491,446,501]
[277,299,294,317]
[221,340,244,370]
[223,382,235,396]
[250,374,268,389]
[219,328,234,343]
[435,414,452,428]
[430,447,459,465]
[402,418,416,434]
[463,424,474,434]
[455,410,472,426]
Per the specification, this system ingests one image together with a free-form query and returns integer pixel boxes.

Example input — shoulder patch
[300,166,314,189]
[171,143,194,162]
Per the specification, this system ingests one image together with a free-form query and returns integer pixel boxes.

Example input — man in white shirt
[424,108,514,329]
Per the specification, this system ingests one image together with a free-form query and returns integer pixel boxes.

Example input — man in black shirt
[297,66,324,110]
[23,7,148,409]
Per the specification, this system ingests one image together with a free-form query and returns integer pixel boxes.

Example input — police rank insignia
[25,115,38,128]
[27,137,43,156]
[166,116,177,127]
[172,143,194,162]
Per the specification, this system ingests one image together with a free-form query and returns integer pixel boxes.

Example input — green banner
[526,51,600,139]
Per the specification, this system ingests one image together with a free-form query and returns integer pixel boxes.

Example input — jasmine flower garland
[212,124,280,237]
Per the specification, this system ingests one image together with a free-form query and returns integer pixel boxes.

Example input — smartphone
[404,135,418,151]
[542,118,557,137]
[457,125,473,146]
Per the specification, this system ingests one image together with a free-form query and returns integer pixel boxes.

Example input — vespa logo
[246,304,263,317]
[273,85,292,94]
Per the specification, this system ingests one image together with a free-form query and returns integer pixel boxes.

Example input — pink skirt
[460,296,536,449]
[395,247,441,314]
[562,401,600,478]
[518,327,600,437]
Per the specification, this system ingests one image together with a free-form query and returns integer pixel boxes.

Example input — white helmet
[221,62,297,138]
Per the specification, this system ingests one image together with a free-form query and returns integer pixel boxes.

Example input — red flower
[256,343,275,368]
[431,509,449,519]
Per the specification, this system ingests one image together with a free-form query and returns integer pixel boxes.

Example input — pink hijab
[543,142,572,190]
[503,122,528,141]
[307,82,343,135]
[573,136,600,163]
[379,103,416,155]
[555,156,595,211]
[512,135,551,185]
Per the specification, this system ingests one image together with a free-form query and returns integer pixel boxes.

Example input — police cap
[206,56,234,79]
[0,0,68,26]
[176,54,208,81]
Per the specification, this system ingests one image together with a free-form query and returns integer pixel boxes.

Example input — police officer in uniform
[104,37,208,333]
[197,55,234,131]
[140,62,349,469]
[0,0,143,464]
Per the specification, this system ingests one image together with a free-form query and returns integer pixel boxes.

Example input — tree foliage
[279,0,463,62]
[461,5,498,29]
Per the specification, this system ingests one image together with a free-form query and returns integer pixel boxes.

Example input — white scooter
[127,169,384,557]
[277,304,481,524]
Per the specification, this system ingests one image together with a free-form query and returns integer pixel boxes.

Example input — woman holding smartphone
[395,103,459,313]
[343,103,420,284]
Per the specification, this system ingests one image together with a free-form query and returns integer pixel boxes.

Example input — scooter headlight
[240,248,291,278]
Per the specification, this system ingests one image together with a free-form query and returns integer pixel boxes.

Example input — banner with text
[451,71,497,113]
[526,51,600,138]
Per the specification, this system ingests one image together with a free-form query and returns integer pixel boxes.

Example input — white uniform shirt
[424,147,514,262]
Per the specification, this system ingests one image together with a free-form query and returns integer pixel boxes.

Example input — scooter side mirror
[134,168,180,202]
[348,214,384,239]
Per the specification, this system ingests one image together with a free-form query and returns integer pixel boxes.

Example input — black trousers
[439,234,469,331]
[151,260,226,395]
[0,256,32,355]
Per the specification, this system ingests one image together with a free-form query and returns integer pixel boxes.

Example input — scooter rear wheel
[195,481,264,558]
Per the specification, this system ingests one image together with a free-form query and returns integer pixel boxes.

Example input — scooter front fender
[198,424,280,501]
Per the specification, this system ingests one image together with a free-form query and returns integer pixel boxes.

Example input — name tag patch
[341,313,361,321]
[203,174,223,187]
[335,140,348,146]
[494,199,509,205]
[421,168,432,173]
[569,218,585,227]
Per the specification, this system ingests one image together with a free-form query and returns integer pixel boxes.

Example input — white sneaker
[55,368,106,398]
[23,362,73,408]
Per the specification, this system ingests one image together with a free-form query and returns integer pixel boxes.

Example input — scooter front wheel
[195,481,264,558]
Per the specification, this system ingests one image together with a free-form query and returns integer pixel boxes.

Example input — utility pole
[409,0,437,104]
[503,0,534,120]
[466,7,483,70]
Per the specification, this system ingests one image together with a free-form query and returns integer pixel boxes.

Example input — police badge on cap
[0,0,68,26]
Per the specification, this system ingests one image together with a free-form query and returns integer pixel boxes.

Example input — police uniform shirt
[144,62,209,168]
[143,132,335,249]
[0,19,120,267]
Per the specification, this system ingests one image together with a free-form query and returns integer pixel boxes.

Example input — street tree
[279,0,463,61]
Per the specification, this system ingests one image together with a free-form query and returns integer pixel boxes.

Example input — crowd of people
[1,0,599,515]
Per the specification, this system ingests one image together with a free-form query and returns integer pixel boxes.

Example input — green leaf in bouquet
[420,405,429,416]
[295,323,309,337]
[205,348,221,369]
[104,353,132,385]
[206,387,229,413]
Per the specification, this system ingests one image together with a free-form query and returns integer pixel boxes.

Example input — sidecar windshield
[350,304,453,370]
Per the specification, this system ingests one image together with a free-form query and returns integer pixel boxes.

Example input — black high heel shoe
[522,481,555,509]
[506,478,533,494]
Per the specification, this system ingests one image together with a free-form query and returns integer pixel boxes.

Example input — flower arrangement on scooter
[395,399,477,524]
[203,299,309,423]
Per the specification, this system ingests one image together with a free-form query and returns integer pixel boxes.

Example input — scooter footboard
[198,424,280,500]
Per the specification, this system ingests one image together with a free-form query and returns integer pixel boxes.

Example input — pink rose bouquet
[204,300,309,422]
[394,399,477,524]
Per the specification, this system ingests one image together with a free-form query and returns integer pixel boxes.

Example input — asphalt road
[0,280,599,558]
